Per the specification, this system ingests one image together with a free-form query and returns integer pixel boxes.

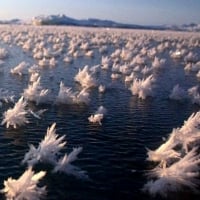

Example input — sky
[0,0,199,25]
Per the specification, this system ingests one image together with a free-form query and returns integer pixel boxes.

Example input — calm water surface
[0,27,199,200]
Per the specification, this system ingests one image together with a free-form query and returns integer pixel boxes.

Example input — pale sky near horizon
[0,0,199,25]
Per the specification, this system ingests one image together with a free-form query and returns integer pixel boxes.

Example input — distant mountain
[31,15,200,32]
[0,19,22,25]
[163,23,200,32]
[31,14,167,30]
[0,14,199,32]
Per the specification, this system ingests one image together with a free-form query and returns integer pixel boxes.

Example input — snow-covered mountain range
[0,14,199,32]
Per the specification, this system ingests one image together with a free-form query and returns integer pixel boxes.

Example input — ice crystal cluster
[145,111,200,197]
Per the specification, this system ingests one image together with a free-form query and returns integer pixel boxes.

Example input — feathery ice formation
[88,106,107,125]
[144,111,200,197]
[22,123,88,179]
[1,96,28,129]
[1,167,46,200]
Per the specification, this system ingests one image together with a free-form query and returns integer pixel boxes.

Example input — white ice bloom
[119,63,131,75]
[88,114,104,125]
[188,86,200,105]
[56,82,90,105]
[74,65,96,88]
[110,49,121,59]
[29,72,40,83]
[184,51,198,63]
[196,70,200,78]
[85,50,94,57]
[184,62,200,72]
[22,123,66,166]
[56,82,75,104]
[147,129,180,166]
[73,50,83,58]
[28,109,47,120]
[145,111,200,196]
[43,47,61,58]
[99,45,108,54]
[49,57,57,66]
[130,75,155,99]
[147,111,200,164]
[10,61,29,76]
[141,65,152,75]
[22,123,86,179]
[38,58,49,67]
[63,56,73,64]
[179,111,200,135]
[23,76,49,105]
[132,54,146,65]
[80,42,89,50]
[170,50,183,59]
[74,88,90,105]
[120,48,133,61]
[28,64,41,74]
[169,84,188,100]
[22,39,32,51]
[176,111,200,152]
[111,73,121,79]
[1,96,28,129]
[1,167,46,200]
[88,106,107,125]
[101,56,112,70]
[33,51,43,60]
[125,72,137,83]
[112,63,120,72]
[53,147,88,179]
[144,148,200,197]
[98,85,106,93]
[152,56,165,69]
[148,47,157,58]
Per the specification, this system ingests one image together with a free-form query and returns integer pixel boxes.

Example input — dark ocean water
[0,27,200,200]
